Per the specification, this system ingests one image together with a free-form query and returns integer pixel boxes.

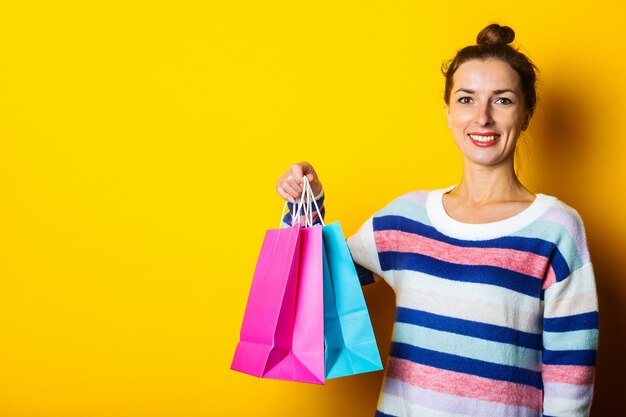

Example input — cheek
[449,105,473,122]
[503,109,526,129]
[450,112,473,131]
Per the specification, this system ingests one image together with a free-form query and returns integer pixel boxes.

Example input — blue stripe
[543,349,596,366]
[355,262,376,286]
[283,206,325,226]
[390,341,543,389]
[373,215,556,257]
[396,307,542,350]
[373,214,573,284]
[544,312,599,332]
[548,248,571,282]
[379,251,542,297]
[375,412,396,417]
[513,218,586,273]
[287,193,325,211]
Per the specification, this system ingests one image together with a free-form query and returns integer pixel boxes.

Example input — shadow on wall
[330,281,396,416]
[531,72,626,416]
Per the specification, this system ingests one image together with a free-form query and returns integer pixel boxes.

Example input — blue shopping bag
[322,221,383,379]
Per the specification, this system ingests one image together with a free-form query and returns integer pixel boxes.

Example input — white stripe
[378,392,470,417]
[543,382,594,402]
[395,270,543,333]
[378,380,541,417]
[347,217,392,285]
[544,263,597,318]
[543,395,592,417]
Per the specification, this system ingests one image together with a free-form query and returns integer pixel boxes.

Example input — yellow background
[1,1,624,416]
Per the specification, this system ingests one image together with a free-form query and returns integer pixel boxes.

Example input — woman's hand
[276,162,323,202]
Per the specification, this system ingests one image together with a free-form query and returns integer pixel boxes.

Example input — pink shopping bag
[231,221,325,384]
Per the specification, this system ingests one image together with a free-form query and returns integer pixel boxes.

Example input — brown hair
[442,24,538,117]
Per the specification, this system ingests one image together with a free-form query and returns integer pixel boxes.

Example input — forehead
[453,59,522,92]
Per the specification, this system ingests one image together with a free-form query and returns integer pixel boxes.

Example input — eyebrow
[454,88,518,95]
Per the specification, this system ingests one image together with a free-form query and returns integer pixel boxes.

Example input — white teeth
[469,134,498,142]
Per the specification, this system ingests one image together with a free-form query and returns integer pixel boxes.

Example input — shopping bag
[232,177,382,383]
[322,221,383,379]
[231,187,325,384]
[298,179,382,378]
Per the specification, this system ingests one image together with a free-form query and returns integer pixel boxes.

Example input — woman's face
[445,58,528,168]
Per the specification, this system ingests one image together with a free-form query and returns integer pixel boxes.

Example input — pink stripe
[388,357,541,410]
[542,267,557,289]
[375,230,549,279]
[542,365,595,385]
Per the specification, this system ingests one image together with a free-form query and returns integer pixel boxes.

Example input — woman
[277,24,598,417]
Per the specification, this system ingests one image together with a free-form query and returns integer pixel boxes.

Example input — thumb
[306,173,323,197]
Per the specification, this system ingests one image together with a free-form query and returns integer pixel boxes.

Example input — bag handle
[280,187,306,228]
[279,176,325,228]
[304,177,325,227]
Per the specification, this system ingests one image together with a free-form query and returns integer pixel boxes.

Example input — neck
[451,159,532,204]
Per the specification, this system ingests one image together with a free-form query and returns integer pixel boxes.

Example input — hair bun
[476,23,515,46]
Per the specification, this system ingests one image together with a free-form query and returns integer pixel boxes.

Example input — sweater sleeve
[541,211,598,417]
[346,215,396,288]
[345,218,381,286]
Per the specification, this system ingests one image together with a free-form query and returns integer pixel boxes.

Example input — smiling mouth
[468,133,500,143]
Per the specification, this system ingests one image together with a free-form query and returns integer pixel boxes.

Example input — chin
[466,154,512,167]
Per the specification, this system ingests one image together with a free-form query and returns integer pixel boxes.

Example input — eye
[495,97,513,105]
[457,96,472,104]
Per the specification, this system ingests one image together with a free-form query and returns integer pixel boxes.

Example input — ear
[445,104,451,128]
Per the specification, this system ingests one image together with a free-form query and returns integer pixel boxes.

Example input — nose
[476,103,494,126]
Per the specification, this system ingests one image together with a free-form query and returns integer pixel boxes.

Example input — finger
[276,184,295,202]
[291,164,305,183]
[277,172,298,202]
[282,170,304,196]
[299,161,317,181]
[288,176,303,195]
[308,175,322,196]
[280,180,302,200]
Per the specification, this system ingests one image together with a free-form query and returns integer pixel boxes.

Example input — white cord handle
[278,176,325,228]
[279,181,308,228]
[304,177,325,227]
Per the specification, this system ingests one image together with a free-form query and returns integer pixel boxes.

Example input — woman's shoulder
[535,193,586,231]
[396,189,432,204]
[531,193,592,268]
[530,194,590,262]
[387,189,436,208]
[372,189,435,220]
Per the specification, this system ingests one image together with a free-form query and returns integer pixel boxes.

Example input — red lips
[468,132,500,147]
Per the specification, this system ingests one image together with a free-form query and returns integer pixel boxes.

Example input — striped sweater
[301,187,598,417]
